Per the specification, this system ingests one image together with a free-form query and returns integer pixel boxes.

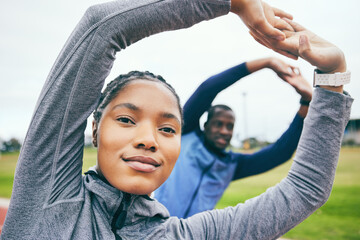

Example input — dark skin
[203,56,314,152]
[204,108,235,151]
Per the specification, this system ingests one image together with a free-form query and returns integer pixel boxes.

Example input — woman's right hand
[255,19,346,75]
[279,20,347,94]
[280,20,346,75]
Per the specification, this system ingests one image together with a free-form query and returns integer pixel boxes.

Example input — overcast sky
[1,0,359,146]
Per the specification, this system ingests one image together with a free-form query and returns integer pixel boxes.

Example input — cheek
[208,128,218,138]
[97,120,132,158]
[162,135,181,170]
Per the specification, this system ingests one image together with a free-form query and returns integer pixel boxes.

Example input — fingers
[274,61,297,76]
[265,21,303,57]
[282,29,296,38]
[257,20,286,41]
[249,30,272,48]
[249,30,299,59]
[278,71,297,86]
[294,67,302,76]
[278,65,293,76]
[273,18,294,32]
[260,36,299,59]
[283,18,305,32]
[287,65,299,75]
[270,36,301,57]
[273,7,293,20]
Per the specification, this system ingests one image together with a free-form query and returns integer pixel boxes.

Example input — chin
[114,180,159,196]
[127,187,153,196]
[215,145,227,151]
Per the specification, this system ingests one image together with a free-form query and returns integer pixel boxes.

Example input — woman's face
[94,80,182,195]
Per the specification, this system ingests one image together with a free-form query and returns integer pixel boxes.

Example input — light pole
[242,92,249,149]
[242,92,248,139]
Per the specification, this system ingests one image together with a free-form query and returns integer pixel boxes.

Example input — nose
[132,122,159,152]
[219,126,231,136]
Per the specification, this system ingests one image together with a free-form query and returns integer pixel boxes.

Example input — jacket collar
[84,170,169,226]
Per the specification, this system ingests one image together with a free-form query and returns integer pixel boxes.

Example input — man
[155,57,313,218]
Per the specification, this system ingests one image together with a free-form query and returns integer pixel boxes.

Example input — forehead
[107,79,180,115]
[211,108,235,121]
[117,79,176,99]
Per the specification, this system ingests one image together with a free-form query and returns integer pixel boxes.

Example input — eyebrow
[112,103,139,111]
[161,112,181,125]
[112,103,181,124]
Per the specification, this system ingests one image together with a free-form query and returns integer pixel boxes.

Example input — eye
[227,124,234,131]
[214,121,222,128]
[116,117,135,125]
[159,127,176,134]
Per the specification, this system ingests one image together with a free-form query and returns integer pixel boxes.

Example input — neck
[203,137,227,157]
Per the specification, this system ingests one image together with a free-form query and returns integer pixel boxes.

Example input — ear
[204,121,208,130]
[92,120,98,148]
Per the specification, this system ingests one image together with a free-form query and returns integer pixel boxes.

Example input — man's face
[204,108,235,151]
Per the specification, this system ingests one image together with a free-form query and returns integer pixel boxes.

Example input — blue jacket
[155,63,304,218]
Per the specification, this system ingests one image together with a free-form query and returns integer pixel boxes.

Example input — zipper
[183,159,216,218]
[111,192,131,240]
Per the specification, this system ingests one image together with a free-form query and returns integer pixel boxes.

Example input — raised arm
[247,56,313,116]
[4,1,233,236]
[183,57,298,134]
[180,88,352,239]
[169,20,353,240]
[232,59,313,179]
[249,57,313,118]
[183,62,250,134]
[232,113,303,179]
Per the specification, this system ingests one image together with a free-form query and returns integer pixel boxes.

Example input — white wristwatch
[313,69,351,87]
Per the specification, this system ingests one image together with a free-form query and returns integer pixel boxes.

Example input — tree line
[1,138,21,153]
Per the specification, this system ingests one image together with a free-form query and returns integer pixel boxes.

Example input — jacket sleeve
[4,0,230,232]
[183,62,250,134]
[232,113,304,180]
[170,87,353,239]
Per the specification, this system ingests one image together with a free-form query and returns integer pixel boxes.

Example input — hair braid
[93,71,183,125]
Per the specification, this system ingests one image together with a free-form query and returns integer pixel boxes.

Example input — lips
[215,137,230,146]
[123,156,161,173]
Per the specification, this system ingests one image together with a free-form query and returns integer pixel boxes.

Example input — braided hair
[93,71,183,125]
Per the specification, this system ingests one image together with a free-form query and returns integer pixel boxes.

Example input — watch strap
[313,69,351,87]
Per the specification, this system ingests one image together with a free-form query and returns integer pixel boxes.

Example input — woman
[1,0,352,239]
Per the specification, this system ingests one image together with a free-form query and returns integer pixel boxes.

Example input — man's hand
[267,58,312,101]
[267,57,294,78]
[230,0,293,42]
[279,68,312,102]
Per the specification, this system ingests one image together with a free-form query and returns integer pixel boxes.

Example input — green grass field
[0,147,359,239]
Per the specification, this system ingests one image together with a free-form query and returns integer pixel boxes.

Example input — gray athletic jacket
[1,0,353,239]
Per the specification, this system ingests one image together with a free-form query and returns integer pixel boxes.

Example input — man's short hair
[206,104,233,122]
